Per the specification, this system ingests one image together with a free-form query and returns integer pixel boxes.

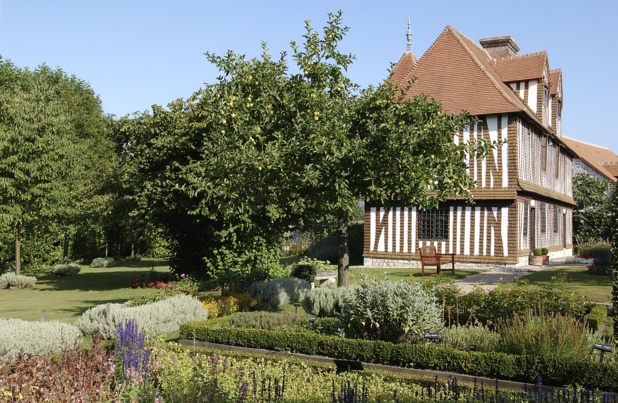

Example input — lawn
[0,258,172,323]
[349,266,485,283]
[522,265,612,303]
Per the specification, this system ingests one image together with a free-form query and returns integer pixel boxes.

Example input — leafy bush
[0,333,115,401]
[440,280,588,325]
[90,257,115,268]
[340,278,443,343]
[124,289,184,307]
[441,324,501,352]
[49,263,81,277]
[201,292,258,318]
[495,309,597,362]
[587,251,612,275]
[76,294,208,339]
[247,277,310,307]
[228,311,310,330]
[179,323,618,391]
[0,272,36,289]
[290,257,328,283]
[576,240,611,259]
[587,304,608,332]
[302,285,354,317]
[0,319,81,362]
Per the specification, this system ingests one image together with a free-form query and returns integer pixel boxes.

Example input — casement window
[553,205,559,233]
[418,208,449,241]
[540,137,548,172]
[523,202,529,237]
[540,202,547,234]
[554,146,560,178]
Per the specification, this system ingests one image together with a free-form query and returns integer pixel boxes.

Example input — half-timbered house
[364,25,575,267]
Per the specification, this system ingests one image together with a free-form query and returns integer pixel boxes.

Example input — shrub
[290,257,328,283]
[201,292,258,318]
[302,285,354,317]
[228,311,310,331]
[0,319,81,362]
[576,240,611,259]
[495,309,597,362]
[75,294,208,339]
[441,324,501,352]
[587,304,608,332]
[124,289,184,307]
[49,263,81,277]
[0,334,116,401]
[90,257,115,268]
[247,277,310,307]
[0,272,36,289]
[340,278,443,343]
[587,251,612,275]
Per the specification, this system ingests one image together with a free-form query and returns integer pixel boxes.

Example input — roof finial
[406,14,412,52]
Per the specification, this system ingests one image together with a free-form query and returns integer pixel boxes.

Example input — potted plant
[529,248,548,266]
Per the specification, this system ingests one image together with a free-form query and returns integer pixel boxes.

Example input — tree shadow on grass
[37,270,170,292]
[50,298,133,319]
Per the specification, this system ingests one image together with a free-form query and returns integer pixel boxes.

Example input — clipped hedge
[179,323,618,391]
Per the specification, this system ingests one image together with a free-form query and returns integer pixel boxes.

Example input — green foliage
[0,272,36,289]
[180,323,618,390]
[533,248,543,256]
[0,319,81,362]
[290,256,331,283]
[49,263,81,276]
[575,239,611,258]
[439,281,588,325]
[573,173,612,243]
[247,277,310,307]
[541,247,549,255]
[227,311,310,331]
[123,289,184,307]
[90,257,115,268]
[0,60,116,275]
[609,186,618,337]
[587,304,608,332]
[340,278,443,343]
[495,310,597,362]
[302,284,354,317]
[441,324,501,352]
[75,294,208,339]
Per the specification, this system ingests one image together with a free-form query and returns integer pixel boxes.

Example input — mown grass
[350,266,485,283]
[0,258,172,323]
[522,265,612,303]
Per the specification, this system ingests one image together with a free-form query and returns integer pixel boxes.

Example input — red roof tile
[493,52,547,83]
[392,26,540,121]
[562,136,618,183]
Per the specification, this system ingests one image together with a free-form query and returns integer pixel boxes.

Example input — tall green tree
[609,185,618,336]
[127,12,486,288]
[572,173,612,243]
[0,59,112,273]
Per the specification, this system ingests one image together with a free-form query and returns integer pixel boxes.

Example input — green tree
[572,173,612,243]
[127,12,485,288]
[0,59,112,273]
[609,186,618,336]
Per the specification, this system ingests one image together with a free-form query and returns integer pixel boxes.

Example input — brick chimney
[479,35,520,59]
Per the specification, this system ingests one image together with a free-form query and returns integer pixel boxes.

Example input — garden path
[454,259,568,293]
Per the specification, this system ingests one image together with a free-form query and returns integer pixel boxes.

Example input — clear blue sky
[0,1,616,151]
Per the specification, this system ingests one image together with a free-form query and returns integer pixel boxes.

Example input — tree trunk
[14,222,21,276]
[130,231,137,259]
[63,231,70,264]
[337,210,350,287]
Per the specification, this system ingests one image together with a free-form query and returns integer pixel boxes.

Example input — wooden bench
[418,245,455,276]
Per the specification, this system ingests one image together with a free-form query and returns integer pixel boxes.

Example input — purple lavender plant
[115,319,151,381]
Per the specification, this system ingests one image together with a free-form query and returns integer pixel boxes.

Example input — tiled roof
[390,51,417,87]
[562,136,618,183]
[550,69,562,96]
[493,52,547,83]
[391,26,542,122]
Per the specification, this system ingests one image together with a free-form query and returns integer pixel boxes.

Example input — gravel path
[454,262,565,293]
